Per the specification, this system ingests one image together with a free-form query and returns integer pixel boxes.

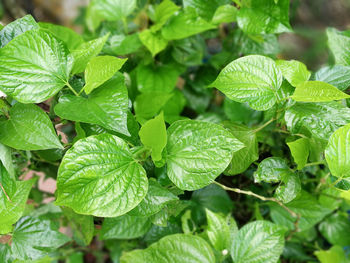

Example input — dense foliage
[0,0,350,262]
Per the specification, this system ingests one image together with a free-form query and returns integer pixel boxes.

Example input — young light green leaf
[0,104,62,150]
[0,29,72,103]
[162,8,215,40]
[56,134,148,217]
[315,65,350,91]
[134,92,174,121]
[71,34,109,74]
[86,0,136,31]
[285,102,350,141]
[105,33,142,55]
[166,120,244,190]
[128,179,178,217]
[275,59,311,87]
[206,209,237,252]
[211,4,238,24]
[0,14,38,48]
[151,0,180,31]
[315,246,347,263]
[11,216,70,260]
[0,167,35,234]
[327,27,350,66]
[84,55,127,94]
[120,234,215,263]
[287,138,310,170]
[223,122,258,176]
[139,113,167,162]
[137,64,179,94]
[55,75,129,136]
[231,220,286,263]
[209,55,283,111]
[325,123,350,179]
[39,22,84,50]
[291,81,350,102]
[237,0,292,34]
[319,213,350,246]
[100,214,152,240]
[139,29,168,57]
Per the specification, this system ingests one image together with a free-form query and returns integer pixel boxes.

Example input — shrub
[0,0,350,262]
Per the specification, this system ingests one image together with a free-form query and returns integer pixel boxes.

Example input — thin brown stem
[213,181,300,235]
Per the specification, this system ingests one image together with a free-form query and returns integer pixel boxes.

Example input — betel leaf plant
[0,0,350,262]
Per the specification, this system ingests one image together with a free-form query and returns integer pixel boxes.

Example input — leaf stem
[213,181,300,233]
[122,18,128,34]
[66,82,79,96]
[329,176,343,188]
[304,161,325,167]
[253,118,275,133]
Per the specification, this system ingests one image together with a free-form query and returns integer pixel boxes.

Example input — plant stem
[253,118,275,133]
[213,181,300,231]
[66,82,79,96]
[329,176,343,188]
[122,18,128,34]
[0,182,12,203]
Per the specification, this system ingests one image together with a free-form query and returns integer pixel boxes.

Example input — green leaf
[287,138,310,170]
[86,0,136,31]
[139,29,168,57]
[211,4,238,24]
[0,244,13,263]
[223,122,259,175]
[291,81,350,102]
[134,92,174,121]
[231,220,285,263]
[104,33,142,55]
[84,55,127,94]
[137,63,179,94]
[39,22,83,50]
[55,75,129,136]
[325,123,350,179]
[315,65,350,91]
[270,191,332,231]
[237,0,292,34]
[0,143,15,177]
[0,167,35,234]
[0,15,38,48]
[62,207,94,246]
[56,134,148,217]
[183,0,223,21]
[254,157,290,183]
[192,184,233,214]
[206,209,237,251]
[285,102,350,141]
[171,35,206,66]
[139,113,167,162]
[71,34,109,74]
[209,55,283,111]
[151,0,180,31]
[275,59,310,87]
[315,246,347,263]
[162,8,215,40]
[0,103,62,150]
[327,27,350,66]
[0,29,72,103]
[166,120,244,190]
[254,157,300,203]
[120,234,215,263]
[100,214,152,240]
[11,216,70,260]
[128,178,178,217]
[319,213,350,246]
